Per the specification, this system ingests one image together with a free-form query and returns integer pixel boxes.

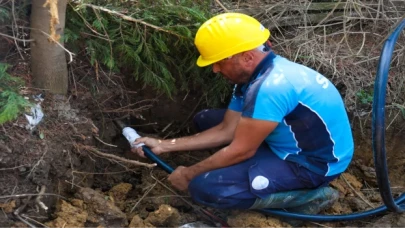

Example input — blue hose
[143,145,175,173]
[371,18,405,213]
[257,18,405,221]
[143,18,405,222]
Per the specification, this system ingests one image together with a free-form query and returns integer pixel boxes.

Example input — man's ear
[241,51,255,67]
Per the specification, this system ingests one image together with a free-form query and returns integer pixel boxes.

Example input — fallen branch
[0,164,27,171]
[0,193,66,200]
[74,143,156,168]
[14,196,37,228]
[21,215,50,228]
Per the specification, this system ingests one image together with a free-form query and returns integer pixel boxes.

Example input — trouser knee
[188,173,254,209]
[192,109,226,132]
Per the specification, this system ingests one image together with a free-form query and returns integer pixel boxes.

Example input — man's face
[212,53,252,84]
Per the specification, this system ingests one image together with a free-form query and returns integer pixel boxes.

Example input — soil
[1,59,405,228]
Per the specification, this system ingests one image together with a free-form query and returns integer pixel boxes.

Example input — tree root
[74,143,156,168]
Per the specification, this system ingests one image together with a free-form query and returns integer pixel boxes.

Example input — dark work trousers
[188,109,339,209]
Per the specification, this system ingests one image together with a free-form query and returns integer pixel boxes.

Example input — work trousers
[188,109,339,209]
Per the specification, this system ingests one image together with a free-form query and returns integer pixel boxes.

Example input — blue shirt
[228,52,354,176]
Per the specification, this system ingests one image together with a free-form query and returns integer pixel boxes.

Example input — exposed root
[74,143,157,168]
[35,185,48,211]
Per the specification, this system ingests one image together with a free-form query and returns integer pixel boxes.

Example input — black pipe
[371,18,405,213]
[142,146,174,173]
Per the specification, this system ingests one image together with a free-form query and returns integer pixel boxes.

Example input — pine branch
[75,3,189,39]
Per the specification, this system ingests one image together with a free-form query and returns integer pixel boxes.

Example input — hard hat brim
[196,55,216,67]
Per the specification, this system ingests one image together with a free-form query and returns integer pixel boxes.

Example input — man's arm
[135,109,242,155]
[161,109,241,151]
[178,117,278,185]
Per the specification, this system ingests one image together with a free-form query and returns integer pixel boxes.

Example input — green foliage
[392,103,405,119]
[356,89,373,105]
[65,0,231,105]
[0,63,31,124]
[0,7,10,22]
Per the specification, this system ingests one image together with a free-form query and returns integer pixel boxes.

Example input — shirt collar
[248,50,277,83]
[234,51,277,97]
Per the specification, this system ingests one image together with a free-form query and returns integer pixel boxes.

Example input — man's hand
[131,137,165,157]
[168,166,192,191]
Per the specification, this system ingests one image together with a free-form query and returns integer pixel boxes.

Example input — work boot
[249,187,339,227]
[249,186,339,210]
[287,186,339,214]
[284,187,339,227]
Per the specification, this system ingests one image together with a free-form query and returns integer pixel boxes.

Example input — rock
[108,183,132,210]
[0,200,16,213]
[75,187,127,227]
[129,215,155,227]
[145,204,181,227]
[45,199,88,227]
[342,173,363,191]
[109,183,132,201]
[71,199,84,208]
[227,211,290,227]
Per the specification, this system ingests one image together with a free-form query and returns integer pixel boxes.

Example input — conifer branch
[76,3,188,39]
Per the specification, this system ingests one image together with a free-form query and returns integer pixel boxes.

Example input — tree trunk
[30,0,68,95]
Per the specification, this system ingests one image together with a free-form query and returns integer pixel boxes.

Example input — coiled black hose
[371,18,405,213]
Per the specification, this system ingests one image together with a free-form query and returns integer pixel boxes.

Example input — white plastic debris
[25,103,44,131]
[178,222,212,228]
[24,95,44,131]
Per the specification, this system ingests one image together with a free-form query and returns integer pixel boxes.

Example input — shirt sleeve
[228,84,243,112]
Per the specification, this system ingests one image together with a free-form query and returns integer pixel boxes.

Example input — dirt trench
[1,89,405,227]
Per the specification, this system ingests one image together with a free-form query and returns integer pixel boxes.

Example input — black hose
[371,18,405,213]
[142,146,174,173]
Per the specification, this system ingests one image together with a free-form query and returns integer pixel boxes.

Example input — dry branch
[214,0,229,12]
[74,143,156,168]
[236,1,405,29]
[0,32,34,42]
[235,2,347,14]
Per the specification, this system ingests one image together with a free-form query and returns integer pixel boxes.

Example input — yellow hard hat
[195,13,270,67]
